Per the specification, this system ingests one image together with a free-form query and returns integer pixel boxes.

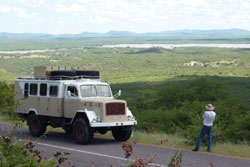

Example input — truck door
[64,85,80,118]
[38,83,48,115]
[48,84,63,117]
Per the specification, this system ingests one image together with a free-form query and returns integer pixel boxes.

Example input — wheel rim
[75,123,85,139]
[31,117,38,132]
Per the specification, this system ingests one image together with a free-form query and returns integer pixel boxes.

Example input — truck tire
[75,70,100,79]
[73,118,93,144]
[49,70,77,80]
[27,113,47,137]
[63,127,73,134]
[112,126,132,141]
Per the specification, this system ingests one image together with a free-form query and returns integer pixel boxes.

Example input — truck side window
[30,83,38,95]
[49,85,58,97]
[67,86,78,97]
[40,83,47,96]
[24,83,29,97]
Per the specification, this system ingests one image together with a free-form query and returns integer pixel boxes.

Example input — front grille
[106,103,125,115]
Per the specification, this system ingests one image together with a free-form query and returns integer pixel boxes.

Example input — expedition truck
[15,66,137,144]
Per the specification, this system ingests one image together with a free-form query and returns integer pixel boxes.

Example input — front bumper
[90,120,137,127]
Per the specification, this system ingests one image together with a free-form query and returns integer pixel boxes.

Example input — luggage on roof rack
[49,70,100,80]
[33,66,100,80]
[75,70,99,79]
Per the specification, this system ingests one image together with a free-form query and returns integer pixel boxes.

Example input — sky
[0,0,250,34]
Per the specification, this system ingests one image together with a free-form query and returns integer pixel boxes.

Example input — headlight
[127,115,132,121]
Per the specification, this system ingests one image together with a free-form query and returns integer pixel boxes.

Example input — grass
[0,68,17,82]
[95,130,187,147]
[95,130,250,158]
[212,142,250,158]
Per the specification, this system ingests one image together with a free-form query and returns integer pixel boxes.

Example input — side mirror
[67,91,71,97]
[118,90,121,96]
[114,89,121,98]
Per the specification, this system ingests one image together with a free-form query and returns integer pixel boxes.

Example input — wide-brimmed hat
[205,104,215,111]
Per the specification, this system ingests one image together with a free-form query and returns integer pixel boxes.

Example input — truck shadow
[16,128,120,146]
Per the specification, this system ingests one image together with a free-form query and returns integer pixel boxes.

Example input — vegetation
[0,82,15,119]
[168,151,182,167]
[0,131,72,167]
[1,37,250,157]
[1,36,250,50]
[131,78,250,143]
[94,127,250,158]
[121,141,180,167]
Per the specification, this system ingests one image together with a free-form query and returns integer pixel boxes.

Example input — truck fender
[71,109,97,126]
[126,108,135,121]
[28,108,38,115]
[126,108,133,117]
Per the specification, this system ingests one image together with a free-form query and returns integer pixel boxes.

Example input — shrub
[0,133,72,167]
[229,112,250,142]
[136,78,250,143]
[157,86,185,109]
[0,82,16,120]
[168,151,182,167]
[187,78,229,102]
[0,136,57,167]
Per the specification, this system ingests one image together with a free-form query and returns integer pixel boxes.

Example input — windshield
[80,85,111,97]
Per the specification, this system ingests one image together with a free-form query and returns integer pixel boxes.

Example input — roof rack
[47,75,100,80]
[18,75,100,81]
[31,66,100,80]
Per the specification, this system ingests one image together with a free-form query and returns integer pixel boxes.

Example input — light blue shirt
[203,111,216,126]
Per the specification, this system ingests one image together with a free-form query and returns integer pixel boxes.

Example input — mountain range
[1,29,250,38]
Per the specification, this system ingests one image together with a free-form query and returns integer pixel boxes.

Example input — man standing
[193,104,216,152]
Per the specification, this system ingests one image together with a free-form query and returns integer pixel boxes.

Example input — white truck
[15,66,137,144]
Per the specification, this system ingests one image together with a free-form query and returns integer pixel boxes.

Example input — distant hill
[0,32,53,38]
[142,29,250,36]
[1,29,250,38]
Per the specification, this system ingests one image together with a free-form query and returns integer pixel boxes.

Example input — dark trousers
[195,125,212,151]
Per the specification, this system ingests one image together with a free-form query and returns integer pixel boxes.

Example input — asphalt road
[0,123,250,167]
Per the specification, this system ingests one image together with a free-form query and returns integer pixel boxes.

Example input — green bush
[0,82,15,120]
[229,112,250,142]
[156,78,230,109]
[0,82,14,108]
[187,78,229,102]
[156,86,185,109]
[0,136,57,167]
[134,78,250,143]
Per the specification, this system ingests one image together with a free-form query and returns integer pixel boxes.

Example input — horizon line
[0,28,250,36]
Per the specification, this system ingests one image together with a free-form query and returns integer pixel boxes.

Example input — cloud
[0,6,11,13]
[0,5,33,19]
[89,16,111,24]
[54,2,86,14]
[5,0,45,8]
[1,0,250,33]
[50,0,250,31]
[13,7,32,19]
[56,19,73,26]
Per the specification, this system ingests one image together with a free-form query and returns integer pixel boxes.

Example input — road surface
[0,123,249,167]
